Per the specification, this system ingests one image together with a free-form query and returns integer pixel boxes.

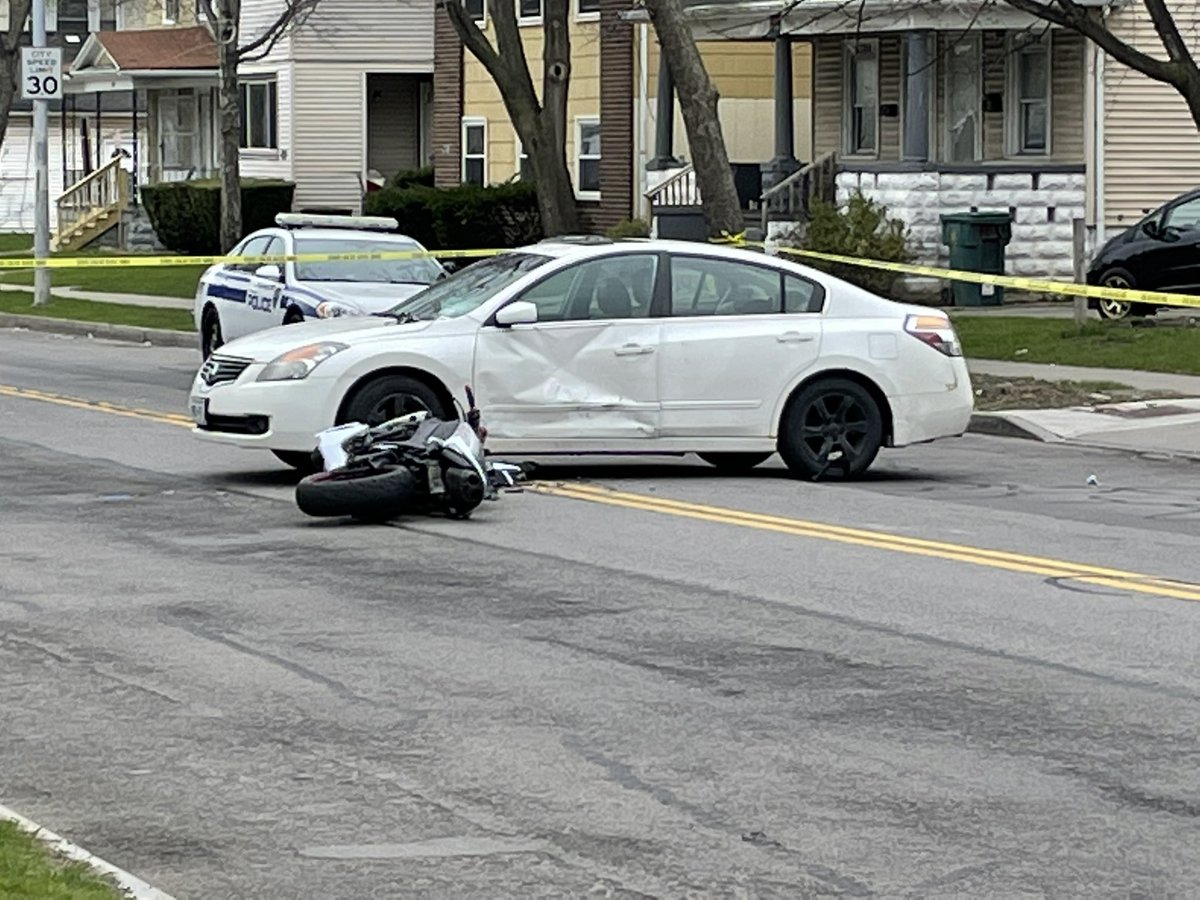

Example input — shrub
[365,179,543,250]
[606,217,651,239]
[141,178,296,255]
[790,190,912,296]
[389,165,435,189]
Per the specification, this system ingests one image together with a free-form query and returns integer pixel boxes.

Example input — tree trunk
[217,2,243,252]
[0,0,33,151]
[643,0,742,238]
[441,0,579,235]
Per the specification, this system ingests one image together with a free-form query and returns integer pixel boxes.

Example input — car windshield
[293,236,444,285]
[384,252,552,321]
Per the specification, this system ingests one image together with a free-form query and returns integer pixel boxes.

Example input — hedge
[141,178,297,255]
[364,179,542,250]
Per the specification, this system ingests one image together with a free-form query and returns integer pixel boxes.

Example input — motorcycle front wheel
[295,465,418,521]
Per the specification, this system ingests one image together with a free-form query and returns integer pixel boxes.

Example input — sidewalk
[967,359,1200,461]
[0,282,192,310]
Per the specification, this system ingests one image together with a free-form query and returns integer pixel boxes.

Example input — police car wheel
[283,307,305,325]
[201,307,223,359]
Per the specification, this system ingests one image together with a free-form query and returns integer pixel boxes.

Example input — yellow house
[432,0,812,231]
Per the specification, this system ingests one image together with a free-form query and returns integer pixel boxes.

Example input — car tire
[272,449,321,473]
[777,378,884,480]
[1096,269,1138,320]
[295,465,418,521]
[341,374,448,427]
[697,452,772,472]
[200,306,223,359]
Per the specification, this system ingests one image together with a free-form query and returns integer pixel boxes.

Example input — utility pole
[22,0,59,306]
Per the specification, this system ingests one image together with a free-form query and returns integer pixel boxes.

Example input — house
[431,0,814,231]
[617,0,1200,285]
[1,0,436,247]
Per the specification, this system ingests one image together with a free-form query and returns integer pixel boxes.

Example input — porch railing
[645,163,699,206]
[53,157,131,251]
[759,151,838,231]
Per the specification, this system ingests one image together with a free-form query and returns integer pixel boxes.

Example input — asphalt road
[2,328,1199,899]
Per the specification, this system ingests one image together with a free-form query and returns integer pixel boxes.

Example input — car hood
[301,281,432,312]
[217,314,435,362]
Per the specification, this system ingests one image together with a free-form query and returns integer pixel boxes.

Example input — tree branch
[238,0,320,61]
[1003,0,1178,85]
[1142,0,1197,73]
[2,0,33,53]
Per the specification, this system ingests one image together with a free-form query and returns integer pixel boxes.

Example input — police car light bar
[275,212,400,232]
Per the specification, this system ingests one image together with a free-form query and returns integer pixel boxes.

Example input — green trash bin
[940,211,1013,306]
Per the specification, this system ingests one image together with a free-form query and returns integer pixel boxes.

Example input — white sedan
[194,213,446,358]
[187,237,974,477]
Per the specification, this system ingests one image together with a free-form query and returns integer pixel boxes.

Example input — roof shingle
[93,25,217,70]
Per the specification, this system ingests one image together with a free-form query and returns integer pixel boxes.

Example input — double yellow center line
[4,380,1197,604]
[529,482,1200,604]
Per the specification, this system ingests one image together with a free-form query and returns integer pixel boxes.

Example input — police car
[194,213,447,358]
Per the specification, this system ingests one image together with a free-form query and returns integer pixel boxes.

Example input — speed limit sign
[21,47,63,100]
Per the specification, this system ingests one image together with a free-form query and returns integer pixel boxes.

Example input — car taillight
[904,314,963,357]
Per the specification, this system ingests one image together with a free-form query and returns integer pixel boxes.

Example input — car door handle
[615,343,654,356]
[777,332,815,343]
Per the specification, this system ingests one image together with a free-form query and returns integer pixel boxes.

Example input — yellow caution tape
[0,247,508,270]
[3,233,1200,313]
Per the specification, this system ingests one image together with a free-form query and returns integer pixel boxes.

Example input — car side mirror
[495,300,538,327]
[442,260,460,274]
[255,263,283,281]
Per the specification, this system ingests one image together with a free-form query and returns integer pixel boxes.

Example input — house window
[577,0,600,16]
[164,0,180,22]
[462,118,487,185]
[239,79,278,150]
[576,117,600,197]
[463,0,485,25]
[514,133,533,180]
[944,33,982,163]
[843,39,879,156]
[519,0,541,21]
[899,33,935,161]
[1010,33,1051,155]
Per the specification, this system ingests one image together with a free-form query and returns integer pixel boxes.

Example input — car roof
[285,228,424,243]
[513,236,788,265]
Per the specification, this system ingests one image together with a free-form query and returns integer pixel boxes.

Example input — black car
[1086,187,1200,319]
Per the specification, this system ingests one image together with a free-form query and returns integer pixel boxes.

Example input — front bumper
[188,364,341,452]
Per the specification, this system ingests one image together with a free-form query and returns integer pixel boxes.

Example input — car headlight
[316,300,360,319]
[257,342,348,382]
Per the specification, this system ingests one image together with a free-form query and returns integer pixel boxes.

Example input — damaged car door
[472,252,663,444]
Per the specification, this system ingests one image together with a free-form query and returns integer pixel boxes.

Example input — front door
[472,252,663,445]
[657,252,824,438]
[157,88,199,181]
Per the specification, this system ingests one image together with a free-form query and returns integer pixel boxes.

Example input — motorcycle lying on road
[295,386,525,522]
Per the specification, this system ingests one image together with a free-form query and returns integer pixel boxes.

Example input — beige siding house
[1101,3,1200,237]
[246,0,435,213]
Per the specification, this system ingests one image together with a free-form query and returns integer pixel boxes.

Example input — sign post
[21,17,61,308]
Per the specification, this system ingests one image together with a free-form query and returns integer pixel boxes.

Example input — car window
[785,273,825,313]
[670,256,783,316]
[231,235,272,273]
[1162,197,1200,232]
[388,252,551,321]
[516,254,658,322]
[293,236,443,285]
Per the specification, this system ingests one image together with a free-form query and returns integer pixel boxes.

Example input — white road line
[0,802,176,900]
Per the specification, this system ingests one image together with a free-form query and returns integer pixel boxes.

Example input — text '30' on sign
[20,47,63,101]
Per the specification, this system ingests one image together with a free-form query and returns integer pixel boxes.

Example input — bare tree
[1002,0,1200,130]
[199,0,320,251]
[438,0,580,235]
[0,0,35,150]
[643,0,741,238]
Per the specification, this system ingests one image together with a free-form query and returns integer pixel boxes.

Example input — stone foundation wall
[835,170,1086,280]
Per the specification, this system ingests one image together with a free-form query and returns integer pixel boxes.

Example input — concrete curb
[0,802,176,900]
[967,412,1062,443]
[0,313,197,349]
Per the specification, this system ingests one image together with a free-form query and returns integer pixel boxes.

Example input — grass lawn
[0,291,195,331]
[955,316,1200,376]
[0,821,124,899]
[0,232,206,298]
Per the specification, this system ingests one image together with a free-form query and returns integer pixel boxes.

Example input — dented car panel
[474,319,662,440]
